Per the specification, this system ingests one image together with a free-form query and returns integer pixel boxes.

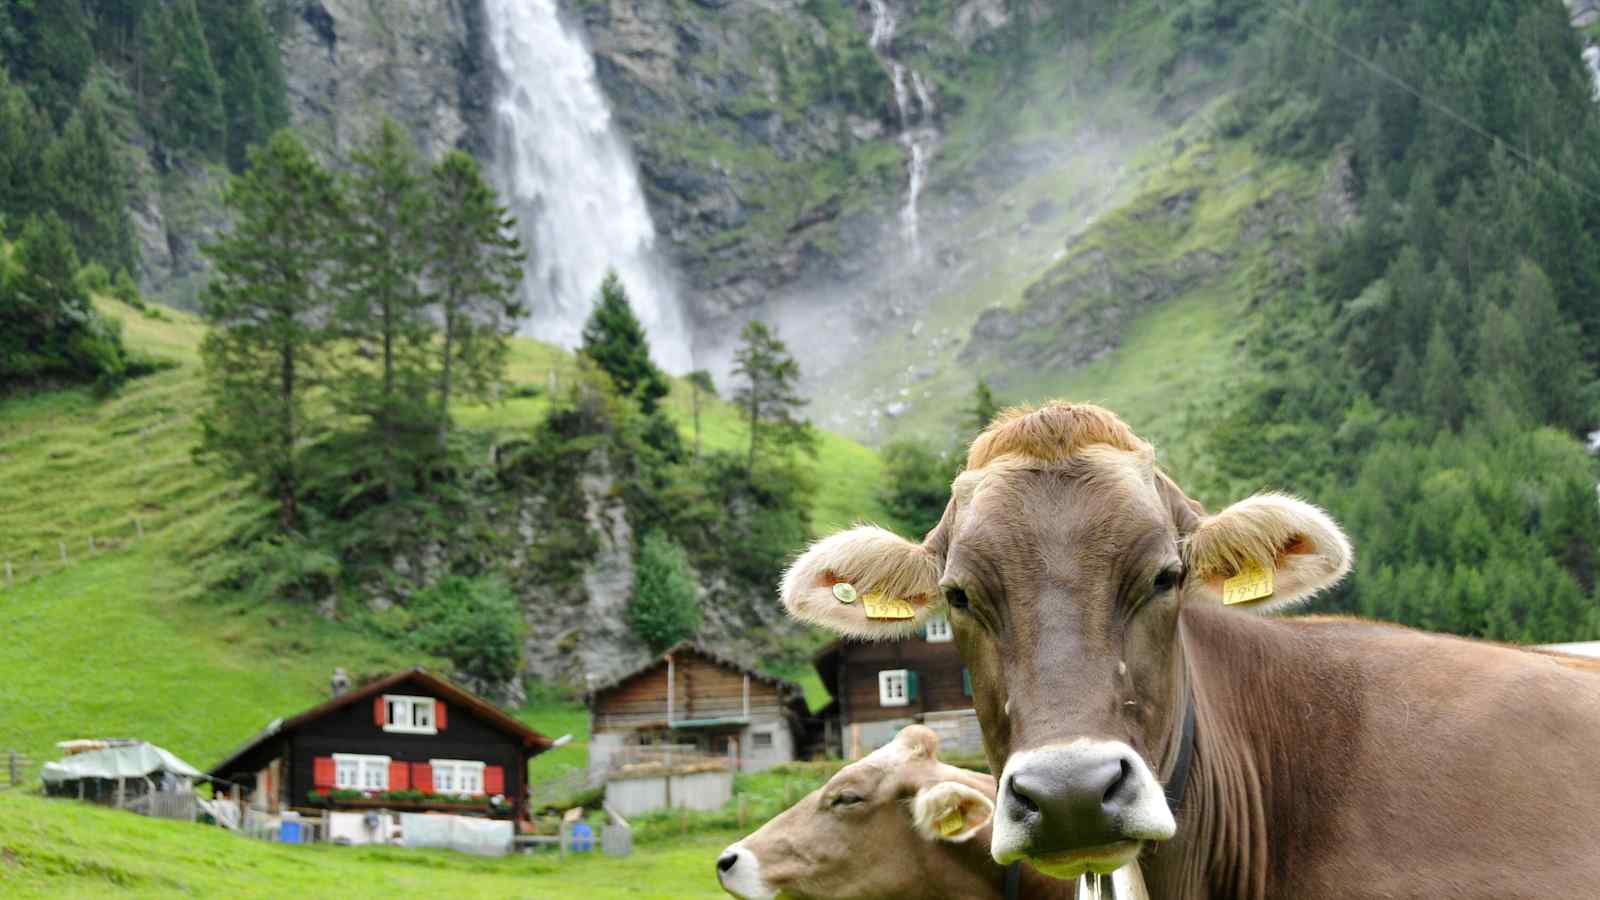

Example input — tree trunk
[381,289,395,498]
[439,297,455,448]
[278,336,298,532]
[746,385,759,475]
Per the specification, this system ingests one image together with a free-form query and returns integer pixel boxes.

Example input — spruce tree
[580,271,670,415]
[969,377,1001,434]
[0,71,45,228]
[1418,323,1464,433]
[686,369,716,461]
[732,320,813,473]
[198,130,341,532]
[135,0,225,156]
[2,212,126,391]
[42,90,134,271]
[423,150,526,434]
[627,532,701,651]
[334,117,436,497]
[195,0,289,171]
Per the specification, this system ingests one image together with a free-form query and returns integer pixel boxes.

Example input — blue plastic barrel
[279,821,302,844]
[570,822,594,852]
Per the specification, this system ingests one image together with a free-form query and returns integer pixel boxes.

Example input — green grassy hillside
[0,300,882,778]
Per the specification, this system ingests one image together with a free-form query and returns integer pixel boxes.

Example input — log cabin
[814,613,982,759]
[587,642,809,780]
[209,668,550,824]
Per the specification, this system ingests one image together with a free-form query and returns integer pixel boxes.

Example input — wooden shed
[814,613,981,759]
[587,642,808,780]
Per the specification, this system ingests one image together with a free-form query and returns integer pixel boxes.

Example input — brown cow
[716,725,1084,900]
[782,402,1600,898]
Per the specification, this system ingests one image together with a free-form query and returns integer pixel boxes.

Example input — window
[879,669,910,707]
[431,759,485,795]
[751,731,774,750]
[924,615,953,643]
[383,695,437,734]
[333,754,390,791]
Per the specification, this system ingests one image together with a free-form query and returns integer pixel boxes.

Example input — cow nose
[717,851,739,873]
[1004,750,1134,849]
[995,741,1175,866]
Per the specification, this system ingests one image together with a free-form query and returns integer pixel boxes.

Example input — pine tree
[423,149,526,435]
[686,369,716,461]
[1,212,126,391]
[41,89,134,271]
[1419,323,1464,432]
[580,271,670,415]
[969,377,1001,434]
[0,71,45,228]
[4,0,94,123]
[198,130,341,532]
[135,0,225,156]
[195,0,289,171]
[732,320,813,473]
[627,531,701,651]
[334,117,436,496]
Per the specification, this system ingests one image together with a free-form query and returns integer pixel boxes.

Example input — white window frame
[878,669,910,707]
[924,615,953,643]
[383,695,438,735]
[430,759,485,796]
[333,753,390,791]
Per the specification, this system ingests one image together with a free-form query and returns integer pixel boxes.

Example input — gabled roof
[209,668,551,777]
[587,641,803,701]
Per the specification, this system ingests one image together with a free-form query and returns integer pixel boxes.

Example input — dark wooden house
[587,642,809,779]
[815,613,980,758]
[209,668,551,823]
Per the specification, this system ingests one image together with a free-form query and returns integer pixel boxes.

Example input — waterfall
[483,0,694,372]
[866,0,938,255]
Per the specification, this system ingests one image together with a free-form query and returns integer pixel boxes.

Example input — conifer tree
[732,320,813,473]
[198,130,341,532]
[686,369,716,461]
[1419,323,1464,433]
[42,89,133,271]
[580,271,670,415]
[3,0,93,123]
[334,117,436,496]
[627,532,701,651]
[195,0,289,171]
[1,212,126,391]
[423,149,526,434]
[0,71,45,227]
[135,0,225,156]
[969,377,1001,434]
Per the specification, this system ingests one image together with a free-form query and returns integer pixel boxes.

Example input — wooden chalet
[209,668,551,823]
[587,642,809,778]
[814,613,981,759]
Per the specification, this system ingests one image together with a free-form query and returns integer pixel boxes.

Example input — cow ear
[1185,493,1351,614]
[781,525,942,639]
[912,781,994,844]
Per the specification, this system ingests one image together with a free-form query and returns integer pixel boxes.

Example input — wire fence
[0,518,150,594]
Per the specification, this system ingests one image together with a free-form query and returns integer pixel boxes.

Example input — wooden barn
[814,613,981,759]
[587,642,809,781]
[209,668,550,824]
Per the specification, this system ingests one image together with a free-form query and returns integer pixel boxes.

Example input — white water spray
[483,0,694,371]
[866,0,937,255]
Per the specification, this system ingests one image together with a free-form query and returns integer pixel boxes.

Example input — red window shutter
[413,762,433,793]
[313,756,335,789]
[435,700,447,731]
[374,696,386,727]
[389,760,410,791]
[483,765,504,796]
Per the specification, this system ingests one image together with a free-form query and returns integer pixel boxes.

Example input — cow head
[717,726,998,900]
[782,403,1351,879]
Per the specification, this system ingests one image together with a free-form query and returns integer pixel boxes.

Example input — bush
[408,574,525,683]
[627,531,700,651]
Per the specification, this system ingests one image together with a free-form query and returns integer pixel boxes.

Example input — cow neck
[1147,604,1289,900]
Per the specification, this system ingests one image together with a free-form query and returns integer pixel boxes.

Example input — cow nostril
[1104,757,1132,805]
[1007,775,1041,816]
[717,852,739,873]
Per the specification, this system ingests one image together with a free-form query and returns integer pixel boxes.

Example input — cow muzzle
[991,740,1176,878]
[716,842,777,899]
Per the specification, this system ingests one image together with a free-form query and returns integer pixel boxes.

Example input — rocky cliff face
[135,0,489,305]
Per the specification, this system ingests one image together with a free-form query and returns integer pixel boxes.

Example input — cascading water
[483,0,694,372]
[867,0,938,255]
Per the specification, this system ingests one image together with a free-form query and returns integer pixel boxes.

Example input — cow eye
[1153,566,1183,594]
[944,586,970,611]
[831,792,864,808]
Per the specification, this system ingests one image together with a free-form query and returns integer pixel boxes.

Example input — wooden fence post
[59,542,67,563]
[88,536,96,554]
[9,751,17,787]
[135,519,144,539]
[4,561,10,585]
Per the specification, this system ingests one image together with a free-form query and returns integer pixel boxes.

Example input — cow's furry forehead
[967,402,1152,471]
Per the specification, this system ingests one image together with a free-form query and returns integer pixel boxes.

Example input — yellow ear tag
[1222,558,1275,605]
[862,593,917,620]
[832,582,858,605]
[937,807,966,837]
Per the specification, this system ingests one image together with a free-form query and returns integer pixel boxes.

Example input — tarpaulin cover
[40,742,204,785]
[400,813,512,856]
